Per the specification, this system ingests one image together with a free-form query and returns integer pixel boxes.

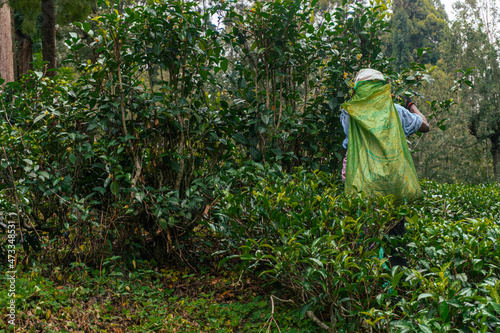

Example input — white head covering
[354,68,385,83]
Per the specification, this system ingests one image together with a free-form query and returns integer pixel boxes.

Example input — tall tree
[448,0,500,182]
[9,0,95,77]
[391,7,412,70]
[0,2,15,84]
[15,25,33,76]
[384,0,448,67]
[41,0,57,76]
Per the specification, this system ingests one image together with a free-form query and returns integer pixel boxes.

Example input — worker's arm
[409,104,430,133]
[403,96,430,133]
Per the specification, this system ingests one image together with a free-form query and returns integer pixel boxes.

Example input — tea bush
[220,0,393,172]
[420,180,500,220]
[392,180,500,332]
[212,174,500,332]
[0,0,230,263]
[391,216,500,332]
[212,169,413,331]
[1,0,417,265]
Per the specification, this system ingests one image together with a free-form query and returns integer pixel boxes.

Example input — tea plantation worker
[340,68,430,267]
[340,69,429,191]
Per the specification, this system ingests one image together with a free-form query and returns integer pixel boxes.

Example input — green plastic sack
[341,80,422,204]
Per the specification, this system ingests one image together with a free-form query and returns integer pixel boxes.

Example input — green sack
[341,80,422,204]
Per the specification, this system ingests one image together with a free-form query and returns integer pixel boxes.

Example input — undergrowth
[1,174,500,332]
[1,255,321,332]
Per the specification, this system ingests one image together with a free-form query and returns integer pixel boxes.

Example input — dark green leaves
[110,181,119,197]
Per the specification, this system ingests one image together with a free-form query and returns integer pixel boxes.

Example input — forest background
[1,0,500,332]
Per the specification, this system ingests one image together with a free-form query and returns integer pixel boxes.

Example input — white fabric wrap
[355,68,385,83]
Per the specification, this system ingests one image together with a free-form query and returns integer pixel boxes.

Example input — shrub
[0,1,228,263]
[220,0,393,172]
[212,174,500,332]
[0,0,456,272]
[212,168,413,331]
[0,0,402,264]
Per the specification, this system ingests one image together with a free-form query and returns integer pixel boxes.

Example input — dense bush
[1,0,433,264]
[1,1,229,263]
[212,169,411,330]
[220,0,393,172]
[212,174,500,332]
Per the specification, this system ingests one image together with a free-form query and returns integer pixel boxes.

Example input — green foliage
[63,0,226,231]
[0,260,322,332]
[390,8,412,70]
[10,0,94,34]
[388,181,500,332]
[9,0,41,34]
[446,0,500,182]
[213,169,410,330]
[385,0,448,66]
[220,0,392,171]
[397,0,500,184]
[420,180,500,220]
[213,172,500,331]
[1,0,407,263]
[9,0,96,34]
[2,169,499,332]
[1,1,230,261]
[55,0,94,25]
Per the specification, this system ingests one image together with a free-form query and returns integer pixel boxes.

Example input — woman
[340,68,429,202]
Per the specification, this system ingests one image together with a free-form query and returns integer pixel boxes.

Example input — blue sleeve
[340,109,349,149]
[394,104,423,136]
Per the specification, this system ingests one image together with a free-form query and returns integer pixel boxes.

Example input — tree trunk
[16,31,33,77]
[10,5,17,81]
[491,137,500,183]
[0,2,15,85]
[41,0,57,77]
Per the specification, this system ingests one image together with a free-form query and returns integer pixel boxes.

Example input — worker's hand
[402,96,415,110]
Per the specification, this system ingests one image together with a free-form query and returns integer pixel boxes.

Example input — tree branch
[306,311,335,333]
